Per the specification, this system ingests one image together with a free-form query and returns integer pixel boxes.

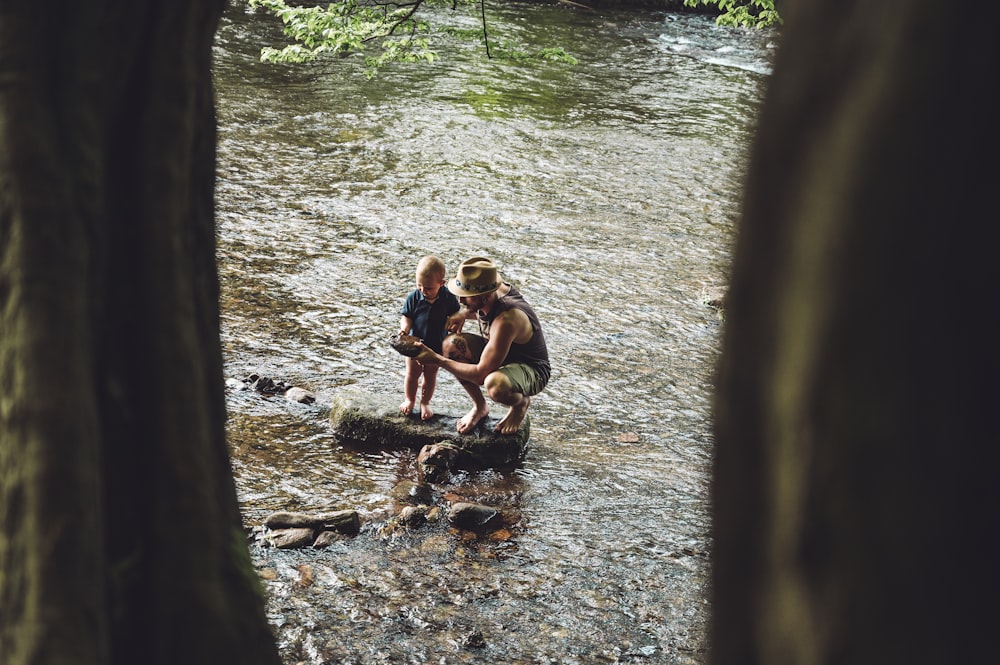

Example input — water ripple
[216,3,771,663]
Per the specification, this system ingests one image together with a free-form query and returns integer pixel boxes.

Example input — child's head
[415,255,447,299]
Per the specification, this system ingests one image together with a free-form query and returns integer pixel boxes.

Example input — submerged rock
[447,501,520,531]
[390,480,434,505]
[460,629,487,649]
[448,502,500,530]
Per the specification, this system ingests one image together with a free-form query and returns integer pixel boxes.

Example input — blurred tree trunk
[0,3,280,664]
[712,1,998,664]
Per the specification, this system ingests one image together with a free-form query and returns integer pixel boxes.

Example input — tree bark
[712,1,999,664]
[0,3,280,664]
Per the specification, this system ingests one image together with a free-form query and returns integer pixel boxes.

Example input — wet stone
[264,509,360,535]
[228,373,315,403]
[389,333,423,357]
[266,527,316,549]
[312,530,346,548]
[399,505,429,527]
[390,480,434,505]
[329,389,530,479]
[283,386,316,404]
[448,502,502,530]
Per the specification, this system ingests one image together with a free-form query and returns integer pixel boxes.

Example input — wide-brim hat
[448,257,502,297]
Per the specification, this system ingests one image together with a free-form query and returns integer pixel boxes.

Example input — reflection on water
[215,3,771,663]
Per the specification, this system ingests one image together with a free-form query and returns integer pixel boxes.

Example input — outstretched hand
[413,341,441,366]
[445,311,466,334]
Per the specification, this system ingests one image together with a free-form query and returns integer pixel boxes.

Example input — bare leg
[485,371,531,434]
[399,356,419,415]
[443,334,489,432]
[456,379,489,434]
[419,365,440,420]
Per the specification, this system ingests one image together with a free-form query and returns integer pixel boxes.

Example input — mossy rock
[329,389,529,471]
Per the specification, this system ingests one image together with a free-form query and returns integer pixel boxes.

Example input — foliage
[683,0,781,28]
[248,0,576,77]
[249,0,437,66]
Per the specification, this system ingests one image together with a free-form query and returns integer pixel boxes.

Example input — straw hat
[448,257,502,297]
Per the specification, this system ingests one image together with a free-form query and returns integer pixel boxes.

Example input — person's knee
[442,334,470,362]
[444,333,485,363]
[485,371,515,402]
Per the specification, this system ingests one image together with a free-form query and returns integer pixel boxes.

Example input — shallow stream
[213,3,773,662]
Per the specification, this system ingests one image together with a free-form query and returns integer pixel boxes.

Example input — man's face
[459,292,491,314]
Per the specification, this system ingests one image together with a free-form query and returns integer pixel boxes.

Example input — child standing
[398,256,461,419]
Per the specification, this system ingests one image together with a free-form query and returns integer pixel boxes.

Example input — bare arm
[445,305,472,334]
[399,314,413,336]
[416,309,528,385]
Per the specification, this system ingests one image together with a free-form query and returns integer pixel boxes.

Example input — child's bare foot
[420,402,434,420]
[495,397,530,435]
[457,404,490,433]
[399,399,415,415]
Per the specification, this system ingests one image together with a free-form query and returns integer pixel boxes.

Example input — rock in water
[448,502,500,529]
[263,509,360,535]
[328,389,529,477]
[283,386,316,404]
[266,527,316,549]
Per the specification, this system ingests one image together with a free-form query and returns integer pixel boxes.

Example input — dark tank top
[478,284,551,384]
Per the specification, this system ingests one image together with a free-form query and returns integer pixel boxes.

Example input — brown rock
[389,333,423,357]
[312,530,346,548]
[448,502,502,530]
[264,509,360,535]
[329,389,530,476]
[267,527,316,549]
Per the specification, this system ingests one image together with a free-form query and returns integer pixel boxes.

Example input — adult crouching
[414,256,550,435]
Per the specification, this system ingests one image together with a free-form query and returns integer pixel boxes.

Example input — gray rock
[284,386,316,404]
[448,502,502,530]
[312,530,346,548]
[390,480,434,505]
[329,389,530,475]
[266,527,317,549]
[264,509,360,535]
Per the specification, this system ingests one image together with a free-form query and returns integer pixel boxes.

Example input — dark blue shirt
[400,288,460,353]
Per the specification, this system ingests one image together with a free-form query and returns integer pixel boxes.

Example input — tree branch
[481,0,491,59]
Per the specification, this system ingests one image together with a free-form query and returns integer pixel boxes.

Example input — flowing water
[213,3,774,663]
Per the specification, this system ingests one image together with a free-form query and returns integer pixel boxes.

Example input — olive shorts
[450,332,547,397]
[496,362,548,397]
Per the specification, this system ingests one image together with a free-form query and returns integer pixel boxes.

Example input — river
[212,2,774,663]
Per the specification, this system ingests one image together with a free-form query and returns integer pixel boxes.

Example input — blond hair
[416,255,446,280]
